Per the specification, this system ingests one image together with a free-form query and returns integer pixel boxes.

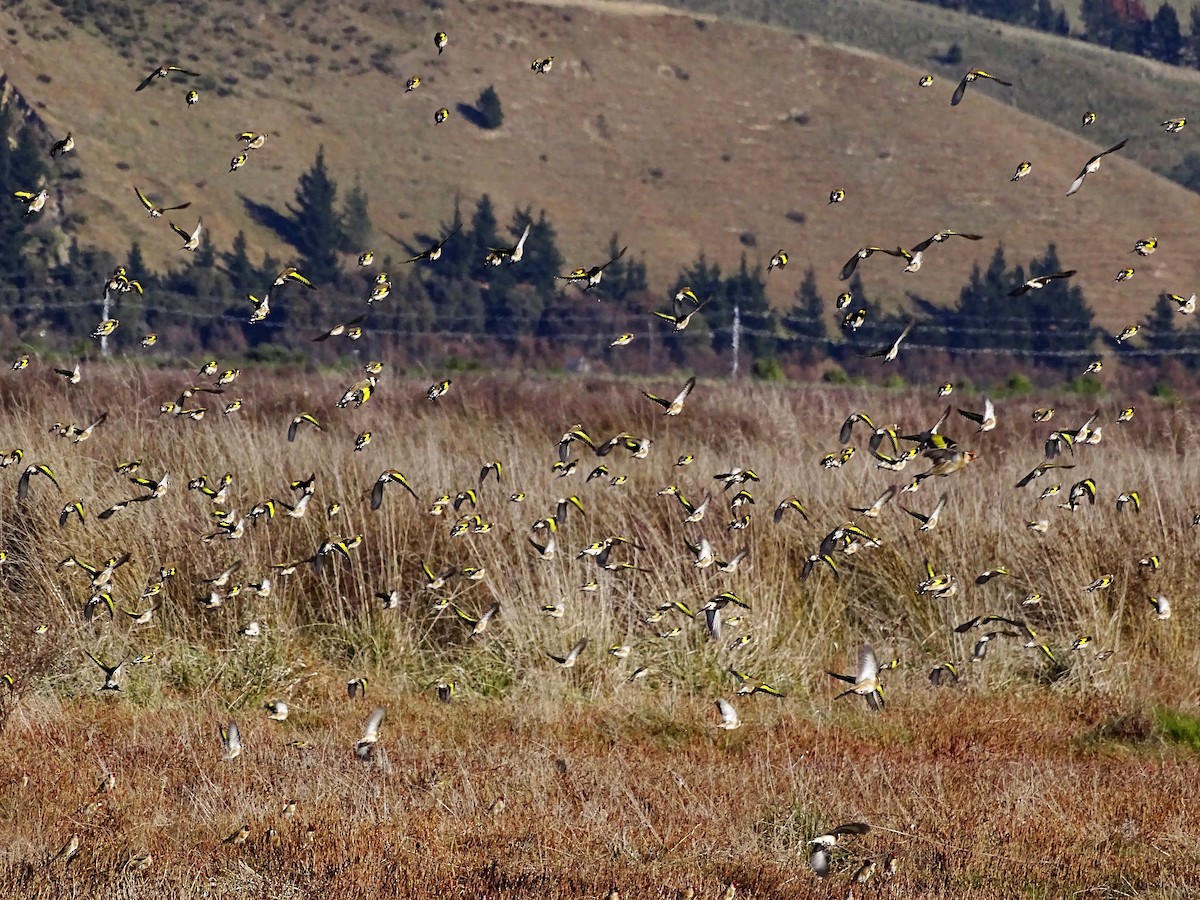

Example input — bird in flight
[169,218,203,251]
[866,321,915,363]
[134,185,192,218]
[1009,270,1076,296]
[950,68,1012,106]
[135,64,202,92]
[1065,139,1128,196]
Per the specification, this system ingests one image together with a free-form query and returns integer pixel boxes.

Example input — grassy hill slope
[1,0,1199,331]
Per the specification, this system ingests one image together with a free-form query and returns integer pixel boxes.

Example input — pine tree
[340,177,373,253]
[783,266,827,364]
[1148,2,1183,64]
[0,107,39,284]
[1189,5,1200,66]
[223,230,259,295]
[288,147,343,284]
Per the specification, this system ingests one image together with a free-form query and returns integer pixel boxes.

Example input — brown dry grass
[2,0,1200,329]
[0,366,1198,897]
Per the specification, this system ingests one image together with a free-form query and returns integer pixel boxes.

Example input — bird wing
[134,186,156,212]
[715,698,738,726]
[189,219,204,242]
[671,376,696,407]
[950,74,970,106]
[839,252,863,280]
[856,643,879,684]
[169,222,190,240]
[361,707,385,743]
[1065,169,1088,196]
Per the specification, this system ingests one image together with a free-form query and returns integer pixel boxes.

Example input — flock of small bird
[3,15,1191,895]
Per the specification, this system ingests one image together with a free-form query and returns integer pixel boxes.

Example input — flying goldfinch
[49,132,75,157]
[832,643,885,710]
[866,320,915,362]
[169,218,203,251]
[950,68,1012,106]
[230,153,248,172]
[401,225,460,263]
[287,412,323,442]
[135,63,201,91]
[185,89,199,106]
[238,131,269,150]
[1081,111,1096,127]
[840,245,905,280]
[1010,161,1031,181]
[134,185,191,218]
[435,107,449,125]
[642,375,696,416]
[557,245,627,290]
[434,31,448,53]
[91,319,119,339]
[405,76,420,91]
[1066,139,1128,196]
[1008,270,1076,296]
[13,189,48,215]
[714,698,741,730]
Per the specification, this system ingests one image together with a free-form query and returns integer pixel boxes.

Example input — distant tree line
[8,120,1200,388]
[911,0,1200,71]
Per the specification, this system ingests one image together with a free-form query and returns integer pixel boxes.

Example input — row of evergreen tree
[8,120,1200,385]
[915,0,1200,71]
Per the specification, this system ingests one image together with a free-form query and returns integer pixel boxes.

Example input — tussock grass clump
[0,367,1196,896]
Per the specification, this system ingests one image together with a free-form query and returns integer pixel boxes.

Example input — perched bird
[1066,139,1129,196]
[950,68,1012,106]
[135,64,201,91]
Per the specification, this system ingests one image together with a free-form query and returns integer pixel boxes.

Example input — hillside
[1,0,1200,331]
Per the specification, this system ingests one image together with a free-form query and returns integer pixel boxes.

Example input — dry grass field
[0,366,1199,898]
[3,0,1200,328]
